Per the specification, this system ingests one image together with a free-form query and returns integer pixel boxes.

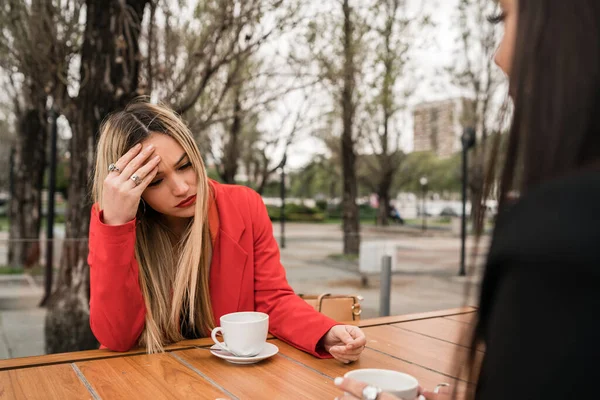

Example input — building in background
[412,98,472,158]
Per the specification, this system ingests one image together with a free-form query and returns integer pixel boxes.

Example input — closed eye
[487,12,506,24]
[148,161,191,187]
[178,162,192,171]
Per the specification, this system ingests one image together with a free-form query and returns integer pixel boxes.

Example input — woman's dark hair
[463,0,600,396]
[499,0,600,204]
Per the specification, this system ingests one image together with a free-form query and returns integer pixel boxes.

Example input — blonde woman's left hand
[323,325,366,363]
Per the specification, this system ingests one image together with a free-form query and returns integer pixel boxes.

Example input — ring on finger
[362,385,382,400]
[434,383,451,393]
[108,163,120,173]
[131,174,142,186]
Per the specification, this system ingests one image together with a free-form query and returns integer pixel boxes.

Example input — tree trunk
[256,156,270,196]
[341,0,360,255]
[468,147,485,232]
[221,88,243,184]
[8,108,47,269]
[376,183,392,227]
[45,0,149,354]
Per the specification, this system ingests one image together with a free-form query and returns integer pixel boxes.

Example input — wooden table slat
[75,353,228,400]
[393,317,478,349]
[0,363,92,400]
[0,337,271,371]
[357,307,477,328]
[274,340,470,396]
[362,325,483,381]
[173,347,339,399]
[445,313,477,325]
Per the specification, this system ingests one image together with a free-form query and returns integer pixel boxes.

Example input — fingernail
[146,144,154,151]
[135,143,142,149]
[154,155,161,161]
[334,377,344,386]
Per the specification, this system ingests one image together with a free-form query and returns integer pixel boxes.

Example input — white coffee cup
[344,369,420,400]
[210,312,269,357]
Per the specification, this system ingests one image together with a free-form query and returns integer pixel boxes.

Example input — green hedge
[326,203,379,220]
[265,202,379,222]
[266,204,325,222]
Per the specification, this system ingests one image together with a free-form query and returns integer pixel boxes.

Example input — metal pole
[459,127,475,277]
[459,143,468,277]
[421,187,426,232]
[379,255,392,317]
[280,165,286,249]
[40,109,58,306]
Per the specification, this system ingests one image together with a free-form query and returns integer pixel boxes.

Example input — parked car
[439,207,460,217]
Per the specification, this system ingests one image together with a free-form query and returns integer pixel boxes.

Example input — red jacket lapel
[208,180,249,321]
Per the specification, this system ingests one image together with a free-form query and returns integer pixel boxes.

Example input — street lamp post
[419,177,428,232]
[279,154,287,249]
[41,108,58,306]
[460,127,476,277]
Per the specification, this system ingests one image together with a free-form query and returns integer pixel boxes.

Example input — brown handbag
[298,293,363,322]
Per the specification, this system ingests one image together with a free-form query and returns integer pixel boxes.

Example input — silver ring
[362,385,382,400]
[131,174,142,186]
[434,383,450,394]
[108,163,120,173]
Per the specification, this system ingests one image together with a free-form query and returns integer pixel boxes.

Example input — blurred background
[0,0,506,358]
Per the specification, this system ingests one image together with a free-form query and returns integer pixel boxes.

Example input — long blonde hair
[92,100,214,353]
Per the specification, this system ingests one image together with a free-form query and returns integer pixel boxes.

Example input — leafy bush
[315,200,328,211]
[326,203,378,220]
[266,204,325,222]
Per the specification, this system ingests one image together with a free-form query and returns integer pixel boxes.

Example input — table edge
[0,307,477,371]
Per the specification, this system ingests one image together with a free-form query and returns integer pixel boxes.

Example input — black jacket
[475,170,600,399]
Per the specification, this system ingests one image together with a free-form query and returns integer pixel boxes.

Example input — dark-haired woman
[336,0,600,398]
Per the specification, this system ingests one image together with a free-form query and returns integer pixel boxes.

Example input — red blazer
[88,180,338,357]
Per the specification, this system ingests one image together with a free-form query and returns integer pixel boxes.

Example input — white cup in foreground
[344,369,419,400]
[210,312,269,357]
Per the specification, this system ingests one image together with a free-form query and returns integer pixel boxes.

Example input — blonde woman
[88,100,366,362]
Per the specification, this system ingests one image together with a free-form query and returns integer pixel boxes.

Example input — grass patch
[0,265,45,275]
[327,253,359,262]
[0,216,66,232]
[321,218,376,225]
[0,266,26,275]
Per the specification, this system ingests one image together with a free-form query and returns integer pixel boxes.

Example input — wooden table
[0,307,479,399]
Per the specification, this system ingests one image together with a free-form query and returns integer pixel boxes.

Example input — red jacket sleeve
[88,205,146,351]
[249,190,338,358]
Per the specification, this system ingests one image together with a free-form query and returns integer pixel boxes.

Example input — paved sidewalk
[279,223,486,319]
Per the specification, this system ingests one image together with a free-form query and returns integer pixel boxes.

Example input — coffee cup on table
[210,312,269,357]
[344,369,420,400]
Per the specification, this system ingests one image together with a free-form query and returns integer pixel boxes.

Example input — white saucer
[210,342,279,365]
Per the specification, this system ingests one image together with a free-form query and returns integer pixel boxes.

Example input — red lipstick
[176,195,196,208]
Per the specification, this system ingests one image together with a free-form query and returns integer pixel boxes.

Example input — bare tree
[244,98,310,194]
[43,0,150,353]
[0,0,80,268]
[358,0,425,226]
[142,0,302,118]
[449,0,505,224]
[304,0,368,255]
[140,0,304,187]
